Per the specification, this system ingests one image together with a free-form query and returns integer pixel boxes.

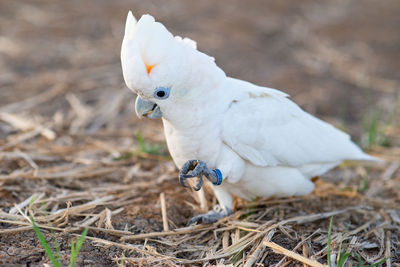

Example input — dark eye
[154,87,170,100]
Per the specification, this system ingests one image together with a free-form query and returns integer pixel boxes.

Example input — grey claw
[179,160,198,187]
[179,160,203,189]
[179,160,223,191]
[187,215,203,226]
[187,206,233,225]
[179,171,188,188]
[182,173,196,179]
[193,175,203,191]
[185,161,205,177]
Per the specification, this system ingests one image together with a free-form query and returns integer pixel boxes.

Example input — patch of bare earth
[0,0,399,266]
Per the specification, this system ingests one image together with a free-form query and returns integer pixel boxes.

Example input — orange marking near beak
[145,63,155,74]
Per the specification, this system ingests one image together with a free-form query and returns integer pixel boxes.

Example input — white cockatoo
[121,12,376,224]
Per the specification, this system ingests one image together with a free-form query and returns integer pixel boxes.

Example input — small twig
[264,241,327,267]
[0,226,33,234]
[0,218,79,232]
[85,234,231,264]
[275,229,321,267]
[302,239,309,267]
[0,128,42,151]
[244,229,276,267]
[381,163,400,180]
[81,226,133,236]
[0,166,117,181]
[222,231,230,250]
[121,225,215,241]
[97,209,106,229]
[9,193,44,214]
[160,193,169,231]
[105,208,114,230]
[0,151,39,171]
[82,235,172,259]
[386,231,392,267]
[0,212,34,222]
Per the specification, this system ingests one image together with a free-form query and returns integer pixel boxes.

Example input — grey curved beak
[135,95,162,119]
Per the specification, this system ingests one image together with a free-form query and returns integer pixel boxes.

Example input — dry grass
[0,0,399,266]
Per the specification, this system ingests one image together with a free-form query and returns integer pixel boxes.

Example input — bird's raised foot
[188,205,233,225]
[179,160,222,191]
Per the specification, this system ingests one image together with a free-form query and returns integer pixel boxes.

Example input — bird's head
[121,12,225,120]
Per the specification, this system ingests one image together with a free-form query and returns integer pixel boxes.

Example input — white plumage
[121,12,376,220]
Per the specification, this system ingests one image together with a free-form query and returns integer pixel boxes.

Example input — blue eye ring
[154,87,170,100]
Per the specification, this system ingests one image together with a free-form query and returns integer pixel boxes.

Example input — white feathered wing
[221,79,375,178]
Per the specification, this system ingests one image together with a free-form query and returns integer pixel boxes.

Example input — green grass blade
[327,216,333,267]
[118,250,126,267]
[356,253,388,267]
[136,131,146,152]
[69,228,88,267]
[337,252,351,267]
[41,201,61,264]
[75,228,88,254]
[358,175,369,194]
[53,229,61,262]
[336,232,351,267]
[135,130,168,157]
[366,257,389,267]
[29,214,61,267]
[70,241,75,258]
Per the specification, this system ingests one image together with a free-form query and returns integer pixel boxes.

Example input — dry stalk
[264,241,326,267]
[243,228,276,267]
[121,225,216,241]
[160,193,169,231]
[386,231,392,267]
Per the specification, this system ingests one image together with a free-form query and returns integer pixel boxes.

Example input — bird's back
[220,77,376,170]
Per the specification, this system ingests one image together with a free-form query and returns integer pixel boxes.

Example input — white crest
[175,36,197,49]
[124,11,137,40]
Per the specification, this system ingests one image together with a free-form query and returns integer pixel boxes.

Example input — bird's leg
[187,205,232,225]
[179,160,222,191]
[180,160,228,224]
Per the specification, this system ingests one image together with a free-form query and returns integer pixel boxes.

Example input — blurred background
[1,0,399,140]
[0,0,399,265]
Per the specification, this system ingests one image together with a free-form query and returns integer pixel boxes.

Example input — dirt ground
[0,0,399,266]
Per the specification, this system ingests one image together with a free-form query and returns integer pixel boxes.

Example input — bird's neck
[161,81,228,130]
